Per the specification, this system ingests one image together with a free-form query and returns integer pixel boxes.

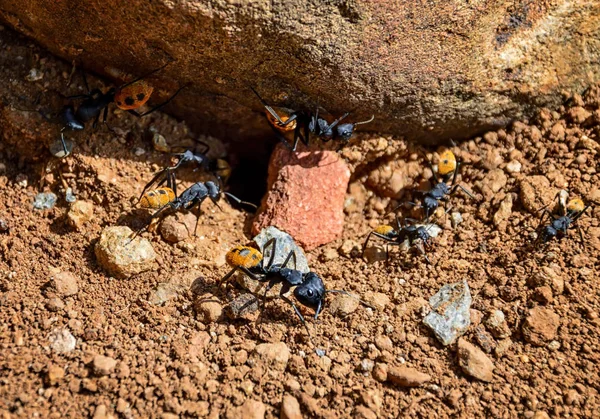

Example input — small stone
[49,328,76,353]
[321,247,339,261]
[528,265,564,295]
[159,212,197,243]
[94,226,156,279]
[65,187,77,203]
[148,282,186,305]
[339,239,360,258]
[252,144,351,249]
[359,359,375,372]
[33,192,57,210]
[423,280,471,346]
[494,338,512,358]
[281,394,302,419]
[484,310,511,339]
[93,355,117,376]
[26,68,43,81]
[372,363,388,382]
[387,366,431,387]
[363,291,390,311]
[225,293,260,319]
[567,106,591,124]
[46,297,65,312]
[451,212,463,228]
[533,286,553,304]
[353,406,377,419]
[233,399,265,419]
[194,296,223,323]
[251,342,290,372]
[479,169,507,200]
[374,335,393,352]
[533,411,550,419]
[133,147,146,156]
[505,160,522,173]
[446,389,462,408]
[577,135,599,151]
[46,365,65,385]
[520,176,557,213]
[483,131,498,145]
[328,293,359,317]
[493,194,513,230]
[473,325,496,353]
[51,271,79,296]
[457,338,495,382]
[67,201,94,231]
[152,132,171,153]
[522,307,560,346]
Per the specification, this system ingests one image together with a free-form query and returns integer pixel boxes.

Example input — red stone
[252,144,350,250]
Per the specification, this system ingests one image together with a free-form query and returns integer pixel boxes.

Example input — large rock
[252,144,350,249]
[0,0,598,146]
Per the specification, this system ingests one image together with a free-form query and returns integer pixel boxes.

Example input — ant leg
[416,242,432,265]
[419,149,439,184]
[249,86,298,127]
[281,250,297,270]
[59,132,69,156]
[136,169,168,203]
[280,295,312,340]
[119,62,172,89]
[450,183,477,201]
[262,238,278,269]
[362,232,397,257]
[128,84,189,118]
[102,106,116,133]
[265,123,295,150]
[218,265,262,287]
[223,192,257,211]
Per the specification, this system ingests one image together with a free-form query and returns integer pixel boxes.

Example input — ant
[362,216,437,264]
[250,87,373,151]
[219,239,368,338]
[132,180,256,239]
[403,148,477,222]
[534,193,591,246]
[137,142,231,206]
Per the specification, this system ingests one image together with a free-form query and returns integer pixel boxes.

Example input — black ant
[137,142,231,205]
[534,194,591,246]
[362,216,437,264]
[250,87,373,151]
[132,180,256,239]
[219,239,368,338]
[403,149,477,222]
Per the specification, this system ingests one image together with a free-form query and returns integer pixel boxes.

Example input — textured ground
[1,26,600,419]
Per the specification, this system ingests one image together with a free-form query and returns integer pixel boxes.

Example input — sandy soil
[0,29,599,419]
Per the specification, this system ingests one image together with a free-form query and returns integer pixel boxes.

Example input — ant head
[205,181,220,199]
[416,226,431,242]
[294,272,325,316]
[335,123,355,141]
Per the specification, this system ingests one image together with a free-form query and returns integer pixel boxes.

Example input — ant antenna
[354,115,375,126]
[224,192,258,211]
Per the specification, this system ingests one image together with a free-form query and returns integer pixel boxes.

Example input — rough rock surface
[423,280,472,346]
[94,226,156,279]
[252,144,350,249]
[0,0,598,145]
